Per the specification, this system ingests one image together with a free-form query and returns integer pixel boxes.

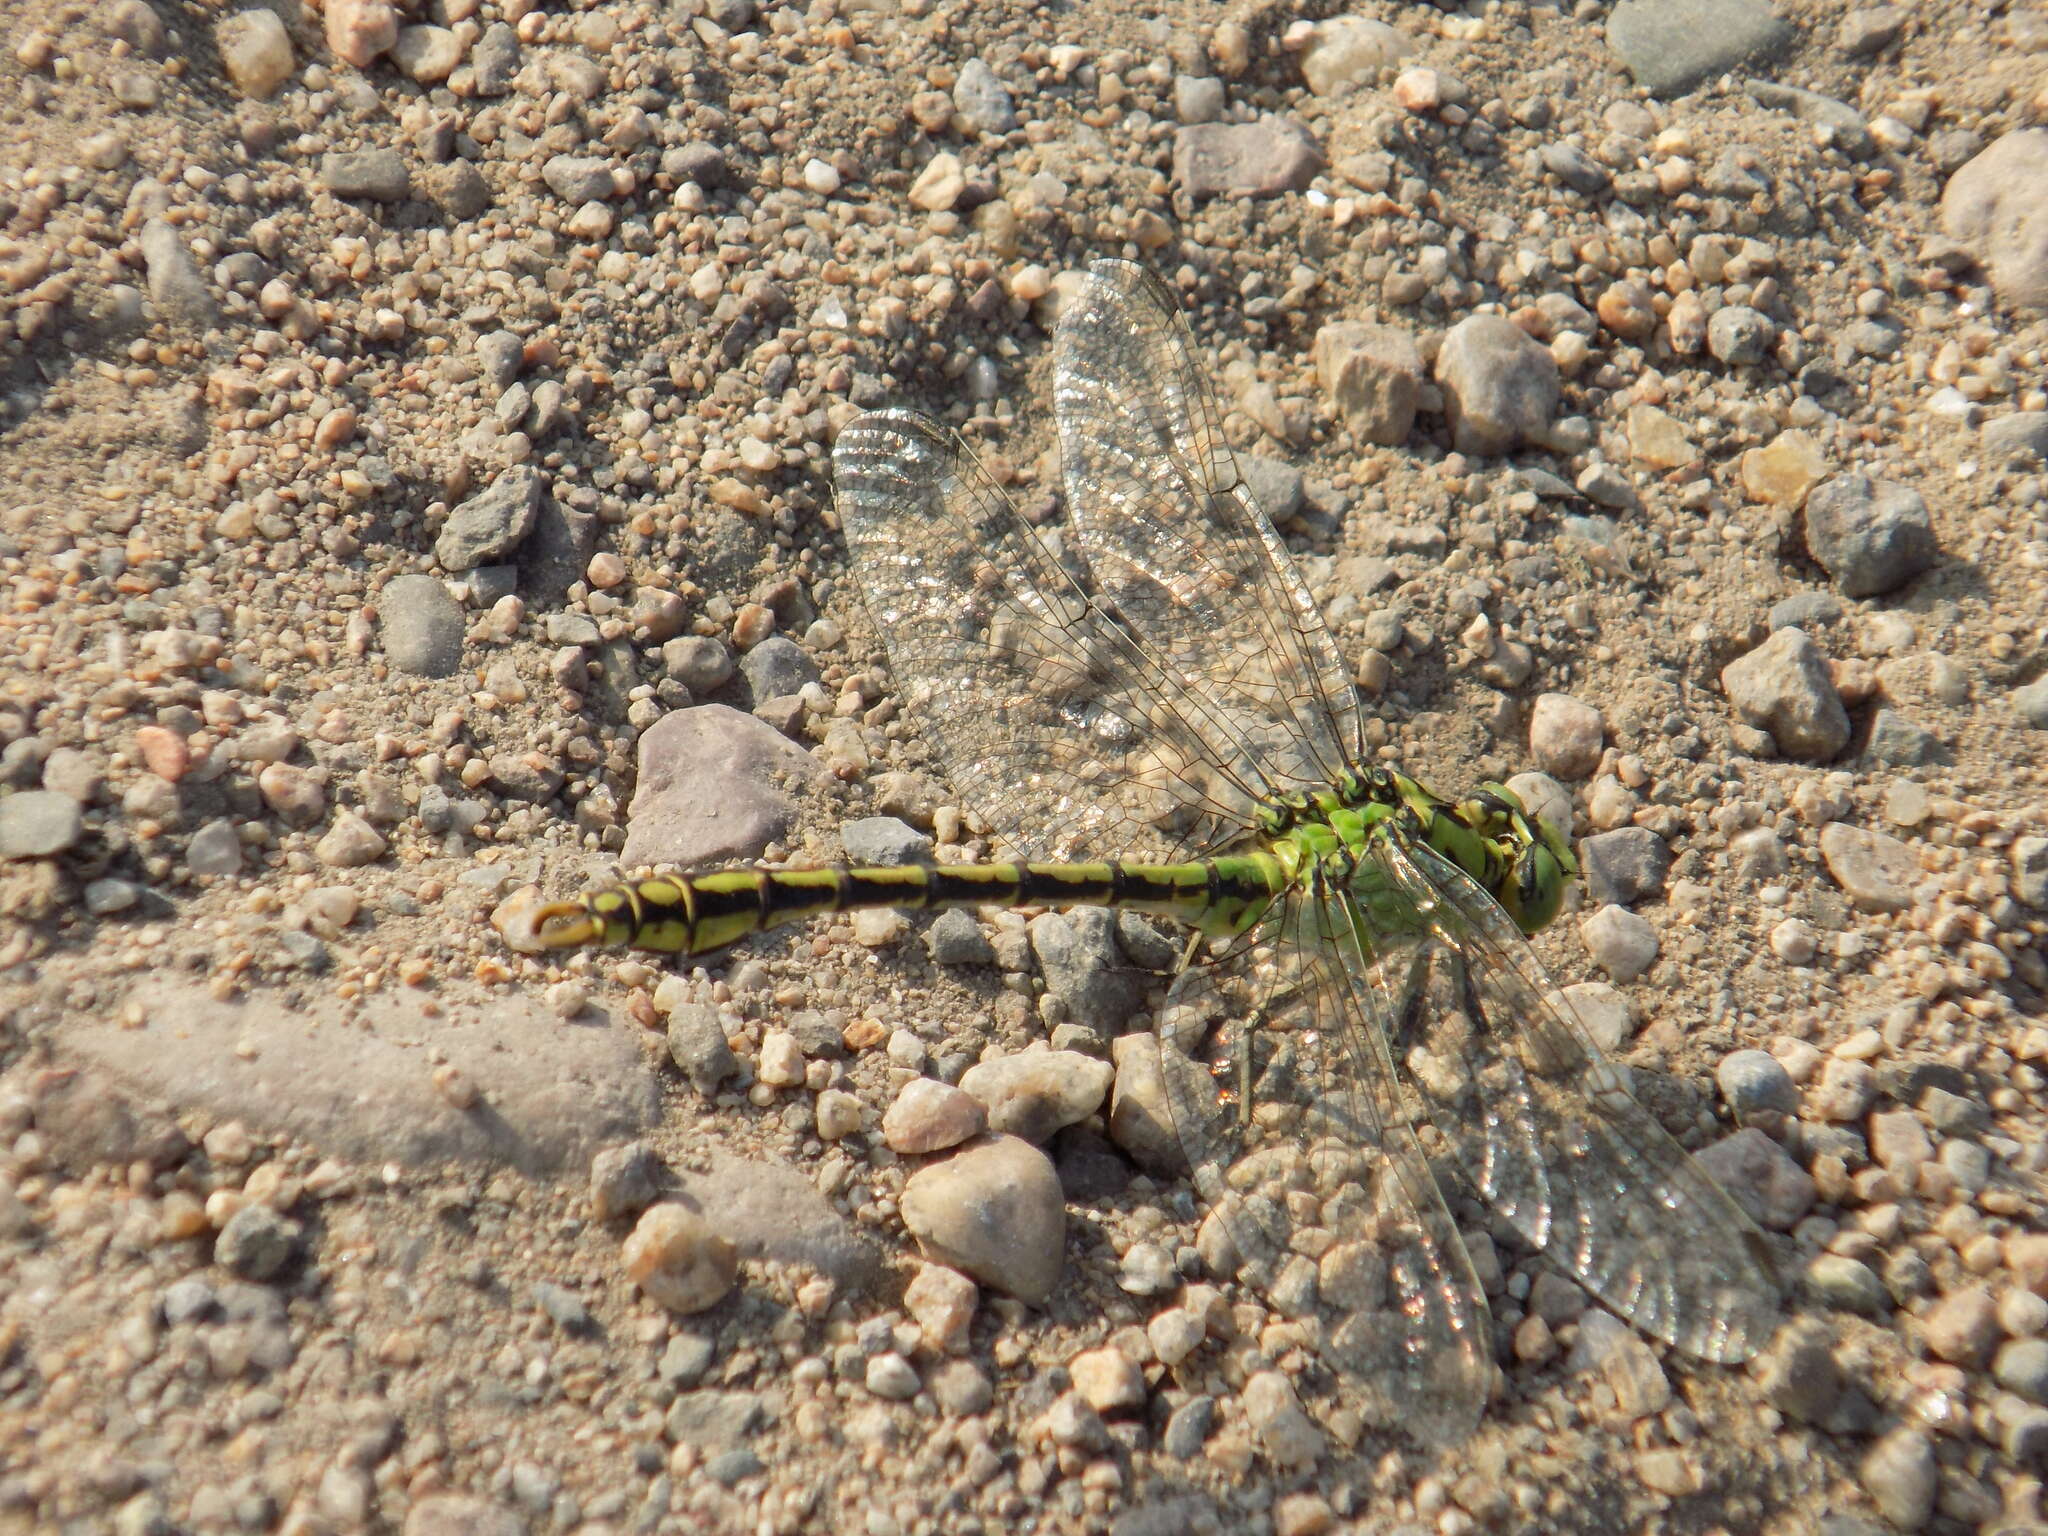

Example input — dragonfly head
[1459,782,1578,937]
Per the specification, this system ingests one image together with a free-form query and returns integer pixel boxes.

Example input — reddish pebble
[134,725,189,781]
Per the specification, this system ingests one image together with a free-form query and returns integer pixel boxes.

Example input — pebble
[1527,692,1603,778]
[215,10,294,99]
[1807,1057,1877,1121]
[589,1141,663,1222]
[1579,904,1658,981]
[1858,1428,1936,1530]
[1241,1371,1323,1469]
[1706,305,1775,366]
[1739,429,1827,508]
[1939,130,2048,311]
[1756,1319,1844,1425]
[1983,411,2048,463]
[378,574,464,678]
[392,24,462,84]
[924,909,995,966]
[903,1263,976,1356]
[1434,314,1560,455]
[325,0,397,68]
[1717,1049,1799,1123]
[1313,322,1421,445]
[864,1352,919,1401]
[1721,628,1851,761]
[321,151,411,203]
[1071,1346,1146,1414]
[1818,823,1915,912]
[898,1135,1065,1304]
[1172,120,1322,199]
[1299,16,1411,95]
[138,218,216,329]
[814,1090,862,1141]
[1995,1340,2048,1404]
[665,1002,738,1095]
[1869,1109,1933,1175]
[957,1049,1112,1143]
[1107,1033,1186,1177]
[214,1204,299,1280]
[1801,474,1939,597]
[438,466,546,572]
[1921,1286,1999,1367]
[621,1203,738,1314]
[1578,827,1668,906]
[1605,0,1793,96]
[1693,1127,1813,1228]
[882,1078,986,1154]
[1803,1255,1891,1317]
[2015,836,2048,907]
[314,812,386,869]
[0,790,83,857]
[1626,404,1697,469]
[951,58,1018,134]
[1028,909,1144,1033]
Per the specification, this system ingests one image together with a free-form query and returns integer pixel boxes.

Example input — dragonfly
[533,259,1781,1444]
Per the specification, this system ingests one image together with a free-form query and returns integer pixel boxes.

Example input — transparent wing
[1361,832,1783,1363]
[834,409,1300,861]
[1156,880,1494,1445]
[1054,260,1362,796]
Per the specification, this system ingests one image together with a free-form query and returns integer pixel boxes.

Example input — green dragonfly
[535,260,1780,1443]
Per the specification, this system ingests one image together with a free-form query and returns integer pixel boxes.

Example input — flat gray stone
[138,218,217,329]
[1983,411,2048,462]
[54,980,660,1175]
[0,789,84,857]
[1803,473,1938,597]
[320,150,411,202]
[437,466,546,572]
[1606,0,1795,96]
[378,574,464,678]
[672,1153,878,1286]
[1940,130,2048,313]
[1172,118,1322,198]
[619,704,827,870]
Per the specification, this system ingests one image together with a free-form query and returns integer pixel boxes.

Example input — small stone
[532,1282,592,1335]
[1721,628,1850,761]
[138,219,216,329]
[1579,904,1658,982]
[392,24,461,83]
[903,1263,976,1356]
[1163,1396,1214,1459]
[1528,693,1603,778]
[756,1031,804,1088]
[1859,1428,1936,1529]
[1434,314,1559,456]
[438,466,546,572]
[1717,1050,1798,1123]
[1995,1339,2048,1404]
[376,573,460,675]
[1605,0,1793,96]
[1172,119,1323,199]
[665,1002,738,1095]
[1818,823,1915,912]
[1172,74,1224,125]
[1299,16,1411,95]
[1626,404,1697,469]
[0,790,83,857]
[321,150,410,202]
[326,0,398,68]
[215,1204,299,1280]
[589,1141,663,1222]
[216,10,294,99]
[1070,1347,1145,1414]
[1983,412,2048,463]
[929,1358,993,1416]
[1578,827,1668,906]
[958,1050,1112,1143]
[908,153,965,212]
[2015,836,2048,908]
[865,1352,919,1400]
[1939,131,2048,313]
[1693,1127,1813,1229]
[1869,1109,1933,1175]
[1740,430,1827,508]
[1807,1057,1876,1122]
[543,155,615,204]
[1242,1371,1323,1468]
[1921,1286,1998,1367]
[186,819,243,876]
[814,1090,862,1141]
[314,812,386,869]
[1706,306,1774,366]
[1107,1033,1186,1177]
[1802,1255,1891,1316]
[899,1135,1065,1304]
[1313,322,1421,445]
[621,1203,738,1314]
[1838,7,1905,55]
[924,909,995,966]
[1802,474,1939,598]
[882,1078,987,1155]
[952,58,1017,134]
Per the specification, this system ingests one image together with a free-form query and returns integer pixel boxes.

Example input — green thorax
[1258,766,1577,937]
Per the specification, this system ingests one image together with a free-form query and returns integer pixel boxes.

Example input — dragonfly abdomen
[531,852,1291,956]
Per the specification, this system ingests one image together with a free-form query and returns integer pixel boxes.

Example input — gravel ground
[3,0,2047,1533]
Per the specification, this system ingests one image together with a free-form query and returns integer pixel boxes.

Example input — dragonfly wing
[833,409,1278,861]
[1362,833,1783,1363]
[1156,883,1494,1445]
[1053,261,1362,798]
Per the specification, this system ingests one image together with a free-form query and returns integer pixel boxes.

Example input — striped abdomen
[532,855,1289,957]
